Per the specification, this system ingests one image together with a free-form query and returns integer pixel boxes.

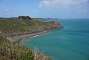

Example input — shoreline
[6,30,49,44]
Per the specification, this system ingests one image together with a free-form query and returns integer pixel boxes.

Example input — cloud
[38,0,89,18]
[39,0,89,8]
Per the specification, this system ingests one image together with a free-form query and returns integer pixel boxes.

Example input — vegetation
[0,36,51,60]
[0,36,34,60]
[0,16,59,34]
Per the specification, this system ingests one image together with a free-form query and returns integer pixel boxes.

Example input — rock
[18,16,32,20]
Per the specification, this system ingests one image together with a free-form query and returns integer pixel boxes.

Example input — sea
[24,19,89,60]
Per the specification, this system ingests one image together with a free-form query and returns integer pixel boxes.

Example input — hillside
[0,16,60,36]
[0,36,34,60]
[0,35,51,60]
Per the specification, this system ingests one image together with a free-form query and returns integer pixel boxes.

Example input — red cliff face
[51,22,60,28]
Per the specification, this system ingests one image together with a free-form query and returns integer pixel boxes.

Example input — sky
[0,0,89,19]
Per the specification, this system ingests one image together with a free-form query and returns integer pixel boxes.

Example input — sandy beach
[6,30,48,43]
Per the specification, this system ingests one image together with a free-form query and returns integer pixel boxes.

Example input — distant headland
[0,16,62,36]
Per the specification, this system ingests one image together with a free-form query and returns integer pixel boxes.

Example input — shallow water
[25,19,89,60]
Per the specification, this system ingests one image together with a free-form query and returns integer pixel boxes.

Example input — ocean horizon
[24,19,89,60]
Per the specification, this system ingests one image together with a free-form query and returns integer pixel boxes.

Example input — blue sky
[0,0,89,18]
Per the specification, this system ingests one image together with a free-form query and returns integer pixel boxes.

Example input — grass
[0,36,34,60]
[0,18,54,33]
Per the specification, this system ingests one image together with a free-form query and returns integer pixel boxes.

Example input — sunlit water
[24,19,89,60]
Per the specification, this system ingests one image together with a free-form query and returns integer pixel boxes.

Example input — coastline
[0,16,61,60]
[6,30,49,44]
[0,33,51,60]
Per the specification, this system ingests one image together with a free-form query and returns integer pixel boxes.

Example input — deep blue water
[25,19,89,60]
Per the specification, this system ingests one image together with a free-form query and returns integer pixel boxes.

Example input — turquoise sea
[25,19,89,60]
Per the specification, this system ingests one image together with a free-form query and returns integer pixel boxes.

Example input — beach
[6,30,49,43]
